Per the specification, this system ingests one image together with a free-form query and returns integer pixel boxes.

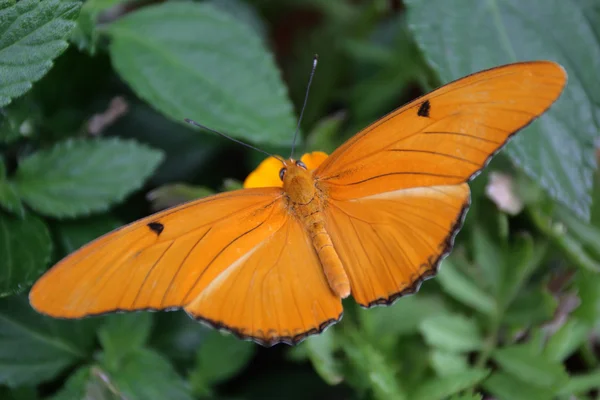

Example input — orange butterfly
[30,61,566,346]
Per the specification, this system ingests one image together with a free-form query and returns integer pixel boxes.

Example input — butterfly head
[280,159,315,204]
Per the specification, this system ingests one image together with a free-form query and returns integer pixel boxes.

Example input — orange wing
[315,61,566,306]
[30,188,342,346]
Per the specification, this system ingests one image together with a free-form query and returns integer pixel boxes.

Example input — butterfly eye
[279,168,286,181]
[296,160,307,170]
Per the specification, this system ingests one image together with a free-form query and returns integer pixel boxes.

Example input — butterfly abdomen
[300,206,350,299]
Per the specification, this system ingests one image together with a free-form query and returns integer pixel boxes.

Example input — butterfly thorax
[281,160,350,299]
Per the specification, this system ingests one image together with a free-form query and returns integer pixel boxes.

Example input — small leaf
[14,138,164,218]
[70,0,125,54]
[99,313,153,369]
[544,318,591,362]
[410,368,490,400]
[108,2,296,146]
[54,215,122,256]
[471,224,504,294]
[50,367,92,400]
[102,349,193,400]
[190,331,255,396]
[0,0,81,106]
[302,329,343,385]
[406,0,600,220]
[429,350,469,377]
[558,369,600,396]
[483,371,555,400]
[0,295,99,387]
[492,344,569,389]
[0,210,51,296]
[420,314,483,352]
[503,285,557,328]
[437,259,496,315]
[342,331,407,400]
[149,311,207,368]
[573,269,600,324]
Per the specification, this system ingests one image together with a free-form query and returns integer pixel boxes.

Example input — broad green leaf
[429,350,469,377]
[102,349,193,400]
[420,314,483,352]
[0,210,51,296]
[208,0,267,40]
[492,344,569,389]
[54,215,122,256]
[99,313,153,369]
[14,138,164,218]
[410,368,490,400]
[406,0,600,220]
[437,259,496,315]
[0,0,80,106]
[0,98,38,144]
[483,371,554,400]
[544,318,591,362]
[108,2,296,146]
[558,369,600,396]
[0,295,99,387]
[190,331,256,396]
[301,329,343,385]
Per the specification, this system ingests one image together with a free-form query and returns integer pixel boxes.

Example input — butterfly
[30,61,567,346]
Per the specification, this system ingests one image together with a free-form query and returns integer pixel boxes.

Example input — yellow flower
[243,151,328,188]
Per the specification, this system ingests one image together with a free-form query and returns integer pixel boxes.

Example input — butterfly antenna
[290,54,318,160]
[184,119,284,164]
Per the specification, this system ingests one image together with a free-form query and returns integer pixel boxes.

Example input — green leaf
[420,314,483,352]
[301,329,343,385]
[573,269,600,324]
[70,0,125,54]
[190,331,256,396]
[208,0,267,40]
[437,259,496,315]
[410,368,490,400]
[503,285,557,328]
[544,318,591,362]
[149,311,207,368]
[147,183,214,212]
[492,344,569,389]
[99,313,153,369]
[54,215,122,256]
[449,394,483,400]
[0,295,99,387]
[342,332,407,400]
[108,2,296,146]
[429,350,469,377]
[471,225,504,294]
[406,0,600,220]
[359,294,449,340]
[0,0,81,106]
[0,386,38,400]
[558,369,600,396]
[305,111,346,154]
[0,161,24,216]
[14,138,164,218]
[483,371,555,400]
[102,349,193,400]
[0,210,51,297]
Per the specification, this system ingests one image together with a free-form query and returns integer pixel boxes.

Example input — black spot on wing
[417,99,431,117]
[147,222,164,236]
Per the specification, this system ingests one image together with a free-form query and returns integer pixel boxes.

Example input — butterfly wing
[30,188,342,345]
[315,61,566,306]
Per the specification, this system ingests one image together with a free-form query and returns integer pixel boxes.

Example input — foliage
[0,0,599,399]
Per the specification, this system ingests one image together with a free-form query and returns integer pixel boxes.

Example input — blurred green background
[1,0,600,399]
